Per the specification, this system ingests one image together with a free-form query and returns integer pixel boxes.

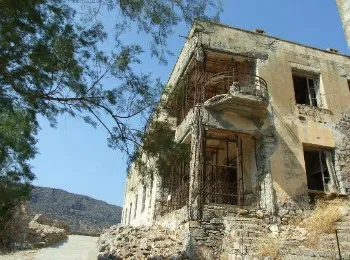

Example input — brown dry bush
[0,204,31,251]
[257,237,281,260]
[299,199,345,247]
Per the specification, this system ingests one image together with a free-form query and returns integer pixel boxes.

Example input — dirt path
[0,235,99,260]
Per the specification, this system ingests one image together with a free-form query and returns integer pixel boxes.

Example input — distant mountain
[29,186,122,235]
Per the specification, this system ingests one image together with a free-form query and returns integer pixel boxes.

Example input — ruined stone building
[121,21,350,229]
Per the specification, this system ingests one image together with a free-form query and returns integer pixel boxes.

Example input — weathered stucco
[122,21,350,227]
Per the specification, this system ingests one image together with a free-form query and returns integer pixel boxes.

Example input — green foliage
[0,104,37,230]
[132,121,191,179]
[0,0,220,230]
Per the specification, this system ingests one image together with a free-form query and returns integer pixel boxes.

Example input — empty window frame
[128,203,132,224]
[141,186,146,212]
[123,208,127,225]
[292,74,320,107]
[304,149,335,192]
[134,194,138,218]
[348,79,350,92]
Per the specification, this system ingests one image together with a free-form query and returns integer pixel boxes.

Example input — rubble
[98,225,188,259]
[28,214,68,247]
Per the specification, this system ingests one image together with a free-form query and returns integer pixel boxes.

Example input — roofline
[193,20,350,58]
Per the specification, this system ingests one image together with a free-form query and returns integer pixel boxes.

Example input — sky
[31,0,349,206]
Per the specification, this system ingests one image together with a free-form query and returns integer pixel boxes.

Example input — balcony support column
[188,107,204,220]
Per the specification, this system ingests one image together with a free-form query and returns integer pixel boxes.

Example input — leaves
[0,0,221,227]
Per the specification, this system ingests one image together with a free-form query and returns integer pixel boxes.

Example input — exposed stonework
[32,214,70,234]
[28,216,67,247]
[334,111,350,194]
[121,20,350,259]
[0,206,68,251]
[98,225,188,259]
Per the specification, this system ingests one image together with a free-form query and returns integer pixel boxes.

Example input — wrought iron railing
[203,71,269,101]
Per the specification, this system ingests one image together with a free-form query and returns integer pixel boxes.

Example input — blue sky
[31,0,349,206]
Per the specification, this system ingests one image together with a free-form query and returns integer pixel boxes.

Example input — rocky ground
[28,214,69,248]
[98,225,188,259]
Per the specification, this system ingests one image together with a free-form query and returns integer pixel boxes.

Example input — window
[141,186,146,212]
[304,149,336,192]
[128,203,132,224]
[123,208,127,225]
[347,79,350,92]
[134,194,138,218]
[293,74,320,107]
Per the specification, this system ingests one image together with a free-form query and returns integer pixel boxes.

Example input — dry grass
[257,237,281,260]
[299,199,345,247]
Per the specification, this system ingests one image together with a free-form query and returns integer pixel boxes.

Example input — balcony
[203,71,269,118]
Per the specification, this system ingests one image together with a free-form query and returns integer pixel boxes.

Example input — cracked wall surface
[122,21,350,227]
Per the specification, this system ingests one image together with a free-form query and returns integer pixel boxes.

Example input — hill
[29,186,122,235]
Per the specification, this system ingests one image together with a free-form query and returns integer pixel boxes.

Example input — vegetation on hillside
[0,0,222,229]
[30,186,122,235]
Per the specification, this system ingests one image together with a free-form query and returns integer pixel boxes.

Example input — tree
[0,0,221,226]
[0,103,37,229]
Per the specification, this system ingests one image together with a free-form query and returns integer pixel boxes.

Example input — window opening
[128,203,132,224]
[123,208,128,225]
[347,79,350,92]
[141,186,146,212]
[293,74,320,107]
[304,150,331,191]
[134,194,138,218]
[148,180,153,209]
[201,130,244,206]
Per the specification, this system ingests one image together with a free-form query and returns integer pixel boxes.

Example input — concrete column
[336,0,350,48]
[256,134,277,215]
[188,108,203,220]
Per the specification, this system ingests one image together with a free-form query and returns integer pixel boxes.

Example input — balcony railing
[203,71,269,101]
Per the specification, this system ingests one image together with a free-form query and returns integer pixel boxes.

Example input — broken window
[134,194,138,218]
[347,79,350,92]
[124,208,127,225]
[128,203,132,224]
[141,186,146,212]
[293,74,320,107]
[304,149,336,192]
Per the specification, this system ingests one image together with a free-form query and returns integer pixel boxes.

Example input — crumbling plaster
[123,21,350,227]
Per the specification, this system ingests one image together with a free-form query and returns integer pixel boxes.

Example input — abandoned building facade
[121,21,350,227]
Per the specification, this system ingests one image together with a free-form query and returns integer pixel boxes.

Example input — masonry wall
[123,22,350,226]
[121,159,161,226]
[194,21,350,210]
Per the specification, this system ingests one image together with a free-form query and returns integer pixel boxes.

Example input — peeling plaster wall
[186,21,350,210]
[123,22,350,227]
[333,111,350,194]
[122,159,161,226]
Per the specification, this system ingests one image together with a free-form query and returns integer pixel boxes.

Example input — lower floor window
[304,149,336,192]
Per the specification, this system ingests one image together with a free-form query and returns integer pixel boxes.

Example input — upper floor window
[347,79,350,92]
[292,73,320,107]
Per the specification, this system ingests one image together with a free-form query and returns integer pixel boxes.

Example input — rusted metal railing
[203,71,269,101]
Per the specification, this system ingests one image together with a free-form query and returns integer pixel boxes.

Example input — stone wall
[122,21,350,228]
[334,111,350,194]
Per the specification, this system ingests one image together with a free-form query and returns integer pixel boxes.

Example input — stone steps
[195,203,350,259]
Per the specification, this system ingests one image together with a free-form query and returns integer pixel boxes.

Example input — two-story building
[121,21,350,228]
